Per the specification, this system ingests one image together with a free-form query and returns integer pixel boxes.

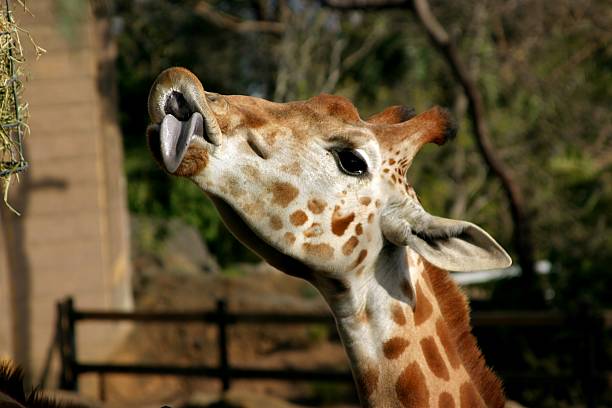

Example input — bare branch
[412,0,538,289]
[321,22,386,93]
[195,1,285,34]
[321,0,409,10]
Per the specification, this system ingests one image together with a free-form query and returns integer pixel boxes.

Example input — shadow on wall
[1,159,67,385]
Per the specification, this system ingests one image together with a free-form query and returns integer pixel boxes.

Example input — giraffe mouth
[147,68,224,174]
[159,111,205,173]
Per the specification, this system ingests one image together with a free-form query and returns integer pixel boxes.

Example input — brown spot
[357,366,379,398]
[269,215,283,230]
[227,176,245,197]
[460,382,484,408]
[303,242,334,260]
[280,161,302,176]
[283,232,296,245]
[359,197,372,206]
[414,282,433,326]
[383,337,410,360]
[324,98,361,122]
[304,223,323,238]
[240,107,267,128]
[355,223,363,235]
[173,145,208,177]
[438,392,455,408]
[290,210,308,226]
[367,213,374,224]
[436,319,461,369]
[243,201,264,216]
[391,303,407,326]
[383,168,390,173]
[242,164,260,179]
[266,129,280,145]
[270,182,299,207]
[395,150,401,155]
[331,206,355,236]
[342,236,359,256]
[420,336,450,381]
[375,199,381,208]
[307,198,327,214]
[353,249,367,267]
[396,362,429,408]
[389,158,396,165]
[391,175,397,183]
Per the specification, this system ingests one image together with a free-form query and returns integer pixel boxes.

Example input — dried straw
[0,0,43,213]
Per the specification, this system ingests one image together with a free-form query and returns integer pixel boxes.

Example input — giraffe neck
[322,246,505,408]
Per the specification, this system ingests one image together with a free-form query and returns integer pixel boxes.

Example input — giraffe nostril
[164,91,192,121]
[246,131,270,159]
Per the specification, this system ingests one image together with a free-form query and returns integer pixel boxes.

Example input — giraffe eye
[333,148,368,176]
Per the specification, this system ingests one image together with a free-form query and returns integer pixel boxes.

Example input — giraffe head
[147,67,511,293]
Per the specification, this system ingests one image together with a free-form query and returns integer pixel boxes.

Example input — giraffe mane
[423,264,506,408]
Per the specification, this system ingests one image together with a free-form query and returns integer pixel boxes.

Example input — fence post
[57,297,78,391]
[216,299,230,391]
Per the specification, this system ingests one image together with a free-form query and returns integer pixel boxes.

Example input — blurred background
[0,0,610,407]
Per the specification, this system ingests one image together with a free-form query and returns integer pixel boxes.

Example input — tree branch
[195,1,285,34]
[320,0,409,10]
[412,0,537,289]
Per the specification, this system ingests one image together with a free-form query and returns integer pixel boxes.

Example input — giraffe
[146,67,512,408]
[0,359,87,408]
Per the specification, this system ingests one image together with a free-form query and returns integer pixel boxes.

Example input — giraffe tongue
[160,112,204,173]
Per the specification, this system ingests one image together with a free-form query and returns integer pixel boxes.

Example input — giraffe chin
[206,193,313,280]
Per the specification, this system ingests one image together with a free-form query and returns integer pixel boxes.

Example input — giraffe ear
[381,198,512,272]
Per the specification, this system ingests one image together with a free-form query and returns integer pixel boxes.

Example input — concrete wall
[0,1,132,382]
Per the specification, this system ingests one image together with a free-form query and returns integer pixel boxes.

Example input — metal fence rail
[56,296,611,406]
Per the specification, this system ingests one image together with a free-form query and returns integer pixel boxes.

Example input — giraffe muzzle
[148,67,223,173]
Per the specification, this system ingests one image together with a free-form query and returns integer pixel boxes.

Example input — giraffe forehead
[306,93,362,123]
[224,93,378,146]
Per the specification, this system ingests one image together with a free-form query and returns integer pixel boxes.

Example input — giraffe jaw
[207,193,312,280]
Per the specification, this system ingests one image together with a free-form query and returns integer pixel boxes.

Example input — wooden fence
[55,296,611,406]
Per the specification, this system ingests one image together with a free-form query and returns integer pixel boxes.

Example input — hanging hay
[0,0,43,213]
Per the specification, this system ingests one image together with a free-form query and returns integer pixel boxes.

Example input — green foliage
[309,381,357,406]
[306,324,330,344]
[116,0,611,289]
